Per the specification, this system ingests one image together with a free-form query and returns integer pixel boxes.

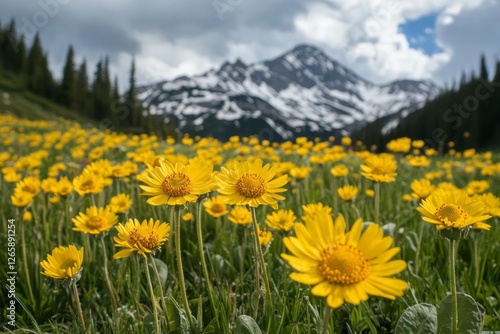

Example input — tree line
[0,17,151,132]
[353,55,500,152]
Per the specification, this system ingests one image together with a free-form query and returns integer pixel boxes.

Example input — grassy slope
[0,70,94,125]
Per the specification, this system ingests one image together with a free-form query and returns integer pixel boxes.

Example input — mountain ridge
[138,44,439,141]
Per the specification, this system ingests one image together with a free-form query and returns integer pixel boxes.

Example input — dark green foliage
[60,45,77,108]
[0,17,146,134]
[354,55,500,152]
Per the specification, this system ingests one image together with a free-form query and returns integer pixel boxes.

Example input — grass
[0,113,499,333]
[0,70,95,124]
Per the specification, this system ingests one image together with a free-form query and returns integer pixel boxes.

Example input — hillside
[0,70,95,124]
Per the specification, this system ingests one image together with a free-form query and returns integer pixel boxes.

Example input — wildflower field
[1,113,500,333]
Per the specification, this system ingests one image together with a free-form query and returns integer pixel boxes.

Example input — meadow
[1,113,499,333]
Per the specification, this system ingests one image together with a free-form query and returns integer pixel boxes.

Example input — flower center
[80,179,94,190]
[371,166,385,175]
[87,216,104,229]
[435,204,467,225]
[142,231,160,250]
[161,172,192,197]
[60,259,77,272]
[129,227,160,251]
[210,203,226,214]
[128,228,141,245]
[318,244,369,285]
[236,174,266,198]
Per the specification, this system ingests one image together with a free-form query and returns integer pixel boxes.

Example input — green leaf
[395,303,437,334]
[143,314,157,334]
[236,315,263,334]
[437,292,482,334]
[151,258,168,287]
[166,295,191,334]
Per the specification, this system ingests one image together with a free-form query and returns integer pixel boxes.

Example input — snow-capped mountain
[138,44,439,141]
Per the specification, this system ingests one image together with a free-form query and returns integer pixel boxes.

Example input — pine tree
[479,54,488,81]
[126,58,143,128]
[0,19,18,71]
[40,52,55,99]
[0,20,4,68]
[75,59,91,115]
[15,35,27,74]
[91,59,104,120]
[61,45,76,107]
[27,33,45,94]
[109,75,122,128]
[101,56,112,119]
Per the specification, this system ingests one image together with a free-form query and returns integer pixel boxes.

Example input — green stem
[414,222,424,275]
[144,257,160,334]
[21,222,35,304]
[196,201,219,327]
[71,280,86,331]
[100,237,118,312]
[374,182,380,224]
[296,182,302,216]
[133,256,141,309]
[149,254,170,333]
[448,239,458,334]
[333,178,338,216]
[174,206,195,330]
[251,207,272,308]
[351,202,361,219]
[322,306,332,334]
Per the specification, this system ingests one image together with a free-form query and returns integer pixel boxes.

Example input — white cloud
[1,0,498,88]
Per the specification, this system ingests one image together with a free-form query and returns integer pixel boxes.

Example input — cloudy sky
[2,0,500,89]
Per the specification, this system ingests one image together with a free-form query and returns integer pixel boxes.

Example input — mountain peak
[139,44,439,141]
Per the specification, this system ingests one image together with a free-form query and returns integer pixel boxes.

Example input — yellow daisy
[417,189,492,231]
[265,209,297,232]
[330,164,349,178]
[11,190,34,208]
[290,167,312,180]
[108,194,133,214]
[466,180,490,195]
[228,206,252,226]
[410,179,434,201]
[72,206,118,234]
[40,245,84,280]
[216,158,288,210]
[337,185,358,202]
[407,155,430,168]
[386,137,411,153]
[361,155,397,183]
[412,140,425,149]
[282,212,407,308]
[475,193,500,217]
[138,158,215,206]
[182,212,194,222]
[73,170,104,196]
[23,211,33,222]
[402,194,413,202]
[113,218,171,259]
[14,176,41,196]
[56,176,73,197]
[257,226,273,247]
[302,203,332,220]
[203,196,228,218]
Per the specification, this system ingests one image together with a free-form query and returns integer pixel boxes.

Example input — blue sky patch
[400,13,442,55]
